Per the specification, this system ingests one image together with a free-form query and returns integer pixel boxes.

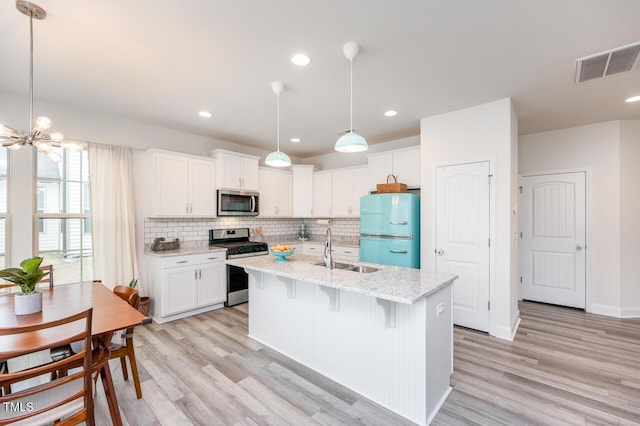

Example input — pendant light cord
[276,92,280,152]
[349,58,353,133]
[29,11,34,132]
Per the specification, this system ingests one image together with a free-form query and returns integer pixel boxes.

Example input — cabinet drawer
[303,244,324,255]
[161,251,225,268]
[333,246,360,258]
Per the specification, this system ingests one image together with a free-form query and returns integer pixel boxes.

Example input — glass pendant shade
[265,150,292,167]
[335,132,368,153]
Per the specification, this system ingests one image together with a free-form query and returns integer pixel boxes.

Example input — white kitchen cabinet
[149,150,216,217]
[148,252,227,323]
[303,243,324,256]
[367,146,421,191]
[331,166,368,217]
[312,171,332,217]
[210,149,259,191]
[259,168,292,217]
[332,245,360,262]
[292,165,314,217]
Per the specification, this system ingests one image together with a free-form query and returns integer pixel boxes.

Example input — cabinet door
[292,166,314,217]
[188,158,216,216]
[350,167,369,217]
[164,266,198,316]
[313,172,332,217]
[331,169,352,217]
[368,153,393,191]
[259,169,277,217]
[220,155,242,189]
[240,157,259,190]
[197,261,227,307]
[153,153,189,216]
[275,172,293,216]
[393,147,421,188]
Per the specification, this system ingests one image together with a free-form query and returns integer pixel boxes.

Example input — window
[36,148,93,285]
[0,148,7,270]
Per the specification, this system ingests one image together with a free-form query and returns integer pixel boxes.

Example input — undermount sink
[311,262,379,273]
[346,266,379,273]
[311,261,353,269]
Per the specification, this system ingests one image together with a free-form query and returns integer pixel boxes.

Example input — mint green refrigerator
[359,193,420,268]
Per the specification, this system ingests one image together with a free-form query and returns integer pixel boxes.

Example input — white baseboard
[491,314,520,341]
[588,304,640,318]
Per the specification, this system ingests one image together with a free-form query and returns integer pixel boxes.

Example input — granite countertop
[226,253,457,304]
[145,244,227,257]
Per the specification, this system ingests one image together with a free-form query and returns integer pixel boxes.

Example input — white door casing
[436,161,491,332]
[520,172,586,309]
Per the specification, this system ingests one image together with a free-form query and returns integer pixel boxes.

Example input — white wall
[420,98,518,340]
[519,121,623,314]
[619,120,640,316]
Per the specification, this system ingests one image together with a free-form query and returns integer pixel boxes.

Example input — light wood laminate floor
[92,302,640,425]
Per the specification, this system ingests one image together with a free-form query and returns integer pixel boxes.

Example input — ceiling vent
[575,42,640,83]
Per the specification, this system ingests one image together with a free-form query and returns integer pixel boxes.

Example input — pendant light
[0,1,84,161]
[265,82,292,167]
[335,42,368,153]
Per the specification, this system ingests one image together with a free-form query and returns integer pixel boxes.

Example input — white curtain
[88,144,138,290]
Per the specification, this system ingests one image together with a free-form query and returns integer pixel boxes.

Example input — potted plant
[129,277,150,317]
[0,257,51,315]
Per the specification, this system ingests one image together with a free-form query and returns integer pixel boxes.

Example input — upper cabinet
[331,166,368,217]
[210,149,259,191]
[292,165,314,218]
[148,150,216,217]
[312,171,332,217]
[259,168,292,217]
[367,146,421,191]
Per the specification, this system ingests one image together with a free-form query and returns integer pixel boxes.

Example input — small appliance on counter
[209,228,269,306]
[298,224,309,240]
[360,193,420,268]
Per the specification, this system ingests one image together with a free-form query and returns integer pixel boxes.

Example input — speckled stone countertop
[145,243,226,257]
[226,253,457,304]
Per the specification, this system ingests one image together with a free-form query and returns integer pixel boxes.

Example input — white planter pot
[15,291,43,315]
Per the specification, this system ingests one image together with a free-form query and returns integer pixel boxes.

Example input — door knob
[436,249,445,256]
[576,244,584,252]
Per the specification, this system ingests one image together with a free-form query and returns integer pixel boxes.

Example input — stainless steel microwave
[217,189,259,216]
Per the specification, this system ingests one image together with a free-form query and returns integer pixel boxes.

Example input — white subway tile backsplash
[144,217,360,244]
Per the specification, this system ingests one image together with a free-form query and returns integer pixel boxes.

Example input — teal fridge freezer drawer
[360,237,419,268]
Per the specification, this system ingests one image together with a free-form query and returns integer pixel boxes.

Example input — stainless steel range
[209,228,268,306]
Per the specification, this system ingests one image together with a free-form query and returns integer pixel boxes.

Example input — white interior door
[520,172,586,309]
[436,161,490,332]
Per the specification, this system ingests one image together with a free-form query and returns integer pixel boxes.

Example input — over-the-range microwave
[217,189,259,216]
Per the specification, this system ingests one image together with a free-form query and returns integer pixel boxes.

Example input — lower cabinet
[149,252,227,323]
[302,242,359,262]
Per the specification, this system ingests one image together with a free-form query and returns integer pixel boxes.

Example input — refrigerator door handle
[389,221,408,225]
[360,233,413,240]
[389,249,408,254]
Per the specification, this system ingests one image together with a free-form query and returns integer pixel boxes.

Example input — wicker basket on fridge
[376,174,407,193]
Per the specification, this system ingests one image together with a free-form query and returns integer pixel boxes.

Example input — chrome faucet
[322,227,334,270]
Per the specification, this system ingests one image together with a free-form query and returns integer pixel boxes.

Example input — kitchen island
[226,253,457,425]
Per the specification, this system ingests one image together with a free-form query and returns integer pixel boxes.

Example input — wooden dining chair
[0,308,95,425]
[111,285,143,399]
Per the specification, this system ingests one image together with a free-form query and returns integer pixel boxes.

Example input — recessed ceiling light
[290,138,301,143]
[625,96,640,103]
[291,54,311,66]
[198,111,212,118]
[384,110,398,117]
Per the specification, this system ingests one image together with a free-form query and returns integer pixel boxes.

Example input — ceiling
[1,1,639,158]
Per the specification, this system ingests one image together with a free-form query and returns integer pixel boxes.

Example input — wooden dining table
[0,281,146,425]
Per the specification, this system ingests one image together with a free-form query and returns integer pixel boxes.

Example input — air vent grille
[576,42,640,83]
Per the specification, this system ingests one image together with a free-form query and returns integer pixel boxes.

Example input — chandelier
[0,1,83,163]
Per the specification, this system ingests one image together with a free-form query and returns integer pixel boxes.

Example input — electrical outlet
[436,303,444,317]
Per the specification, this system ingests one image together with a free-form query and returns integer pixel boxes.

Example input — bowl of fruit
[270,245,293,262]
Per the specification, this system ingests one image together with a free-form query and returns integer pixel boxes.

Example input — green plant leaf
[20,257,43,274]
